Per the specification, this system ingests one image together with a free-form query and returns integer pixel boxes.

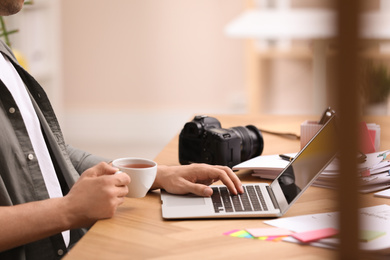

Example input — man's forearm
[0,197,71,252]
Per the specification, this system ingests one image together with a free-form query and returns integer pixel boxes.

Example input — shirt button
[9,107,16,114]
[27,154,34,161]
[57,249,64,256]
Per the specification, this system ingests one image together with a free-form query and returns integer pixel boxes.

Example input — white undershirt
[0,53,69,247]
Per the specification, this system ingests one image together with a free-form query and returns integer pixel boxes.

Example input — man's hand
[64,162,131,228]
[151,164,243,197]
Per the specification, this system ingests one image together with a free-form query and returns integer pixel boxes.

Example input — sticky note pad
[292,228,338,243]
[229,230,253,239]
[360,230,386,242]
[246,227,293,238]
[223,229,240,236]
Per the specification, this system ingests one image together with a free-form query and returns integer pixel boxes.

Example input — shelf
[225,9,390,40]
[225,9,336,40]
[225,7,390,114]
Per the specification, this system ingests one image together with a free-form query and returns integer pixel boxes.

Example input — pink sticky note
[246,227,293,237]
[223,229,240,236]
[271,236,288,242]
[265,236,279,241]
[292,228,338,243]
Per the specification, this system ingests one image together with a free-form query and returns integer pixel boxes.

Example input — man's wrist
[150,165,168,190]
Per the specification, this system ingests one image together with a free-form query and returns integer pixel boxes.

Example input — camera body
[179,115,264,168]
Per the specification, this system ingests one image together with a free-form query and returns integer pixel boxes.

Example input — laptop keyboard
[211,185,268,213]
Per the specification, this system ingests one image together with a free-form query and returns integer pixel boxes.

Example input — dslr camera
[178,115,264,168]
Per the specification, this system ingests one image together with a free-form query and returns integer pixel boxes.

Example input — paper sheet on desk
[264,205,390,253]
[233,153,296,171]
[233,153,298,180]
[375,188,390,198]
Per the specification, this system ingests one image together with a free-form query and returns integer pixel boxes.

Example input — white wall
[6,1,355,160]
[60,1,247,160]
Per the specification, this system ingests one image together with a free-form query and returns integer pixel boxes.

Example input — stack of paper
[233,151,390,193]
[314,151,390,193]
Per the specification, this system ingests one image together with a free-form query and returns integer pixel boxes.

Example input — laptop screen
[270,115,338,212]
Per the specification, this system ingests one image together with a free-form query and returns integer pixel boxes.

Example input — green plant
[361,61,390,105]
[0,1,33,47]
[0,17,18,47]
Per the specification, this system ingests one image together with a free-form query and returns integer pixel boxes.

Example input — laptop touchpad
[165,194,206,207]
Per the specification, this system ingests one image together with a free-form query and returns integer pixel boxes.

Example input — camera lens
[231,125,264,161]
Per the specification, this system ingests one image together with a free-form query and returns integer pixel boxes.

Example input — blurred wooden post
[335,0,362,258]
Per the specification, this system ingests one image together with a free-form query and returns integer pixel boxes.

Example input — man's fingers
[113,172,131,187]
[116,185,129,198]
[183,182,213,197]
[82,162,120,178]
[210,166,243,195]
[99,174,130,198]
[111,173,130,197]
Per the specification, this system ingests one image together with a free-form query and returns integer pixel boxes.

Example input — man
[0,1,243,259]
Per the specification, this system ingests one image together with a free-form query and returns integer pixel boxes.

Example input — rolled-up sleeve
[66,144,111,175]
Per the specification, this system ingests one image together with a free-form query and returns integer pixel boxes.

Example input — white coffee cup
[112,157,157,198]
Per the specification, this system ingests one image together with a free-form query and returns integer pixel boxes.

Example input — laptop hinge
[266,186,280,210]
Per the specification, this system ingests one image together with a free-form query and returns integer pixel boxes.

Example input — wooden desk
[64,114,390,260]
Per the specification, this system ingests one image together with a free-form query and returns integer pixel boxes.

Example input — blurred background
[2,0,389,160]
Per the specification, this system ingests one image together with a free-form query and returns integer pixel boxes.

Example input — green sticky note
[360,230,386,242]
[231,230,253,239]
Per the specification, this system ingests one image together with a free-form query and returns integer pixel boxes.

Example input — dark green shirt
[0,40,109,259]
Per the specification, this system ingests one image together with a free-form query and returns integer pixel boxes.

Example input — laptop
[161,114,337,219]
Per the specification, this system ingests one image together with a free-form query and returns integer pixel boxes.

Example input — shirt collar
[0,39,18,65]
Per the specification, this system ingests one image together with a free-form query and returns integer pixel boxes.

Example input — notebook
[160,114,337,219]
